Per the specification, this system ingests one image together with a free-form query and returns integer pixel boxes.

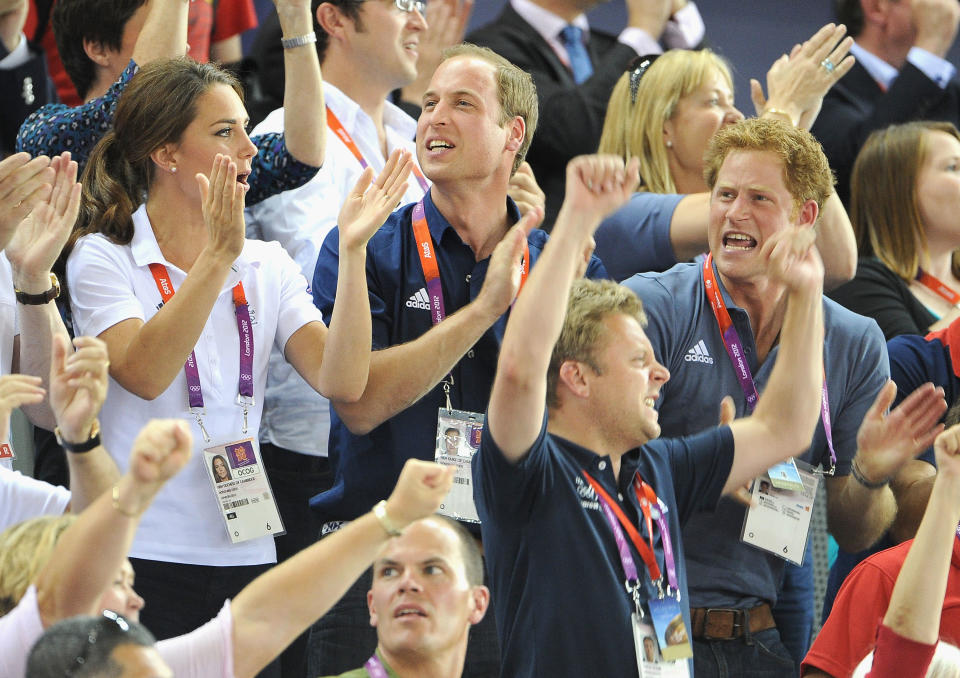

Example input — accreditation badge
[204,438,285,543]
[741,459,818,565]
[434,408,483,524]
[0,442,14,460]
[634,610,690,678]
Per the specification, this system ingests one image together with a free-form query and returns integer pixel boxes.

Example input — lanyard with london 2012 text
[916,269,960,306]
[410,199,529,404]
[702,254,836,474]
[148,263,255,442]
[582,470,673,613]
[326,107,430,194]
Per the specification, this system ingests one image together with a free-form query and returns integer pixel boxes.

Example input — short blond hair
[440,43,538,175]
[703,117,834,216]
[598,49,734,194]
[0,515,75,616]
[547,279,647,409]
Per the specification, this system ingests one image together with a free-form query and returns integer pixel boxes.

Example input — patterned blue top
[15,61,319,206]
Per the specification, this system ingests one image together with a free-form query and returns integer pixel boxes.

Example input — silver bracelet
[373,500,402,537]
[280,32,317,50]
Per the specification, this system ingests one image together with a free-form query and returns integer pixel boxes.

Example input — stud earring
[170,166,178,174]
[665,140,673,148]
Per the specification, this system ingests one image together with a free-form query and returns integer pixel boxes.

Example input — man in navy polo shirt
[624,117,947,675]
[311,43,606,675]
[473,151,831,677]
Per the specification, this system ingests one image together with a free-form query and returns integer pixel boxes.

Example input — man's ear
[796,198,819,229]
[316,3,350,42]
[468,586,491,625]
[82,38,111,68]
[558,360,591,400]
[367,589,379,628]
[504,116,525,153]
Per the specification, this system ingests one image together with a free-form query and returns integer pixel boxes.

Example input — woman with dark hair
[211,455,231,483]
[65,56,413,645]
[830,121,960,340]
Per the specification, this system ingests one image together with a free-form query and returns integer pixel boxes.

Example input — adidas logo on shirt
[684,340,714,364]
[406,287,431,310]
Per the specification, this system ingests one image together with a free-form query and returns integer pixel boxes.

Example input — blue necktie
[559,25,593,84]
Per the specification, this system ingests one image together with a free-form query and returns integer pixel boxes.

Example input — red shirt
[24,0,257,106]
[802,538,960,677]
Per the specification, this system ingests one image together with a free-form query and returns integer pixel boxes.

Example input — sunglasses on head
[627,54,660,105]
[66,610,132,677]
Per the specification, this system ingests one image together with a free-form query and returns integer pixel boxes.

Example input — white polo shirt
[0,466,70,530]
[245,82,426,457]
[66,204,324,566]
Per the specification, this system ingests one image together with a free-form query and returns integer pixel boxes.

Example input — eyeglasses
[627,54,660,105]
[394,0,425,13]
[66,610,130,677]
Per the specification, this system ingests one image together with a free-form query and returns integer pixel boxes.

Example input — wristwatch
[15,273,60,305]
[55,419,101,454]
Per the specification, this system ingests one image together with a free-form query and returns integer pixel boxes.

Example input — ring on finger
[820,57,836,74]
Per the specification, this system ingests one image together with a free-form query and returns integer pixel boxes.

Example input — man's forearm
[888,462,936,543]
[276,0,325,167]
[827,474,897,552]
[65,446,119,512]
[333,299,499,435]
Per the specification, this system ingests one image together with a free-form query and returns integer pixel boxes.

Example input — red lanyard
[582,470,662,585]
[703,255,837,473]
[916,269,960,306]
[326,107,430,194]
[410,200,529,327]
[148,263,255,439]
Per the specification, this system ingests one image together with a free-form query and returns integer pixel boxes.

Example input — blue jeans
[772,545,814,668]
[308,563,501,677]
[693,628,797,678]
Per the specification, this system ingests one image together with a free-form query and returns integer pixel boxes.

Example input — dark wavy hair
[72,58,243,251]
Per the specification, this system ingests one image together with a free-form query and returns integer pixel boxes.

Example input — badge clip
[190,408,211,443]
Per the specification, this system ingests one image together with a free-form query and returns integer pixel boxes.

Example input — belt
[690,603,776,641]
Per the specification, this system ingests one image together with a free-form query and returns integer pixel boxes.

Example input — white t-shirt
[67,205,324,566]
[245,82,425,457]
[0,586,236,678]
[0,253,19,472]
[0,466,70,530]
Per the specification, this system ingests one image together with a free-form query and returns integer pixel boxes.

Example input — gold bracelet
[111,484,142,518]
[763,107,795,126]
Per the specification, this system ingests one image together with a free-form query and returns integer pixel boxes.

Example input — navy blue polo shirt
[624,262,889,608]
[473,412,734,678]
[310,190,608,520]
[823,324,959,616]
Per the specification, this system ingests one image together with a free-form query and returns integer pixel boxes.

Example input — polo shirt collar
[128,203,256,285]
[421,190,522,250]
[550,431,641,489]
[325,82,417,144]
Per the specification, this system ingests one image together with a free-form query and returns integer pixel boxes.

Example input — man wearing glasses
[245,3,434,672]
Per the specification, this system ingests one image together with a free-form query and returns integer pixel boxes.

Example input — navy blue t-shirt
[310,190,608,520]
[474,412,734,678]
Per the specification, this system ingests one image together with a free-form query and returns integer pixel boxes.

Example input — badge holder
[434,376,484,523]
[634,599,691,677]
[741,459,818,565]
[204,437,285,544]
[766,457,804,491]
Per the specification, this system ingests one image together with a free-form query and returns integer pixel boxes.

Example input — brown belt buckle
[702,607,748,641]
